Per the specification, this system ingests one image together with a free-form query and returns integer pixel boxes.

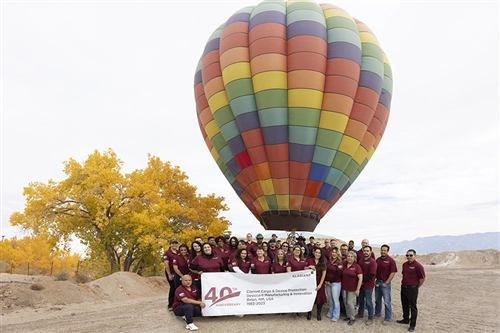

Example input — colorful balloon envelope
[194,0,393,231]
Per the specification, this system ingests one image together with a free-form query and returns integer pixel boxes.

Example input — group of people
[163,233,426,332]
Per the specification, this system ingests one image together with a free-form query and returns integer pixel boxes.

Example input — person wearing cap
[397,249,425,332]
[249,233,264,257]
[173,274,205,331]
[271,233,278,241]
[163,239,179,311]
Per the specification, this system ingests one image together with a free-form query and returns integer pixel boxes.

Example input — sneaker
[355,314,364,319]
[382,320,390,325]
[366,320,373,326]
[343,317,350,321]
[186,323,198,331]
[408,327,415,332]
[182,316,187,323]
[168,307,173,312]
[397,319,410,324]
[348,319,355,325]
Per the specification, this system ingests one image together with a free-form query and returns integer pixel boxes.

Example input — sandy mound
[392,249,500,267]
[0,271,168,313]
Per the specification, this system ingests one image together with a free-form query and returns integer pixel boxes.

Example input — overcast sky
[1,1,498,253]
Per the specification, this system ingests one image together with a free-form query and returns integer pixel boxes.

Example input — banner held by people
[201,271,317,316]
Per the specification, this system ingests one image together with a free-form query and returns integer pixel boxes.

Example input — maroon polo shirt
[359,257,377,290]
[323,246,332,259]
[213,247,230,267]
[376,255,397,281]
[402,260,426,286]
[231,258,251,273]
[286,257,307,272]
[341,262,362,292]
[271,262,287,273]
[251,256,271,274]
[172,255,190,275]
[326,261,343,283]
[246,241,257,257]
[172,284,199,311]
[163,249,179,272]
[268,247,279,260]
[190,255,224,276]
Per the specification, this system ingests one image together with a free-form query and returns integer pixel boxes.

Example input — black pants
[173,273,182,290]
[167,274,175,308]
[401,286,419,327]
[174,303,202,324]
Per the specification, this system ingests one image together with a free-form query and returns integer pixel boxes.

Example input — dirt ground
[1,250,499,333]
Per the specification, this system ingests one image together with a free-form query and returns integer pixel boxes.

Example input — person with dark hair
[397,249,426,332]
[173,244,191,289]
[307,236,316,257]
[173,275,205,331]
[306,247,327,321]
[325,247,343,321]
[245,233,257,257]
[231,248,251,274]
[356,245,377,326]
[228,236,239,258]
[342,251,362,326]
[272,249,287,273]
[268,239,279,260]
[251,247,271,274]
[207,236,216,248]
[287,244,309,318]
[163,239,179,311]
[213,236,230,271]
[189,243,224,294]
[375,244,397,324]
[340,243,349,260]
[357,239,375,263]
[348,240,355,252]
[189,241,203,290]
[261,241,270,258]
[281,242,292,258]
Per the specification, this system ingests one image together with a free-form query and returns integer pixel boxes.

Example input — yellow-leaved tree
[10,149,230,273]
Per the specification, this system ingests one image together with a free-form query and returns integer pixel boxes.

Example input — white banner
[201,271,317,316]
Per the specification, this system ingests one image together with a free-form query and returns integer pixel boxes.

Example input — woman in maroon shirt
[231,248,251,274]
[272,249,287,274]
[189,243,224,293]
[341,251,363,325]
[325,247,343,321]
[286,245,309,318]
[251,247,271,274]
[214,236,230,271]
[281,242,292,258]
[173,244,190,289]
[306,247,327,321]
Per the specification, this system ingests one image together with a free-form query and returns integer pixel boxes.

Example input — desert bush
[74,274,91,284]
[55,271,70,281]
[30,283,45,291]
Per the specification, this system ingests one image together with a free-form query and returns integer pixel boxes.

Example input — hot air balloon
[194,0,392,232]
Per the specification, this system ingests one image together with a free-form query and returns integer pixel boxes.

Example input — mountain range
[257,231,499,255]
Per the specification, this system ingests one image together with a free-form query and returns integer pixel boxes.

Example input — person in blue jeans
[375,244,398,324]
[356,246,377,326]
[325,247,343,321]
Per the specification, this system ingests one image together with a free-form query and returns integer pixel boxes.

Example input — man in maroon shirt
[268,239,279,260]
[356,245,378,326]
[163,239,179,311]
[375,244,398,324]
[173,275,205,331]
[245,233,257,257]
[397,249,426,332]
[357,239,375,262]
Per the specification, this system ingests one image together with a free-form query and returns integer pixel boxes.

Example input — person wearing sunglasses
[397,249,426,332]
